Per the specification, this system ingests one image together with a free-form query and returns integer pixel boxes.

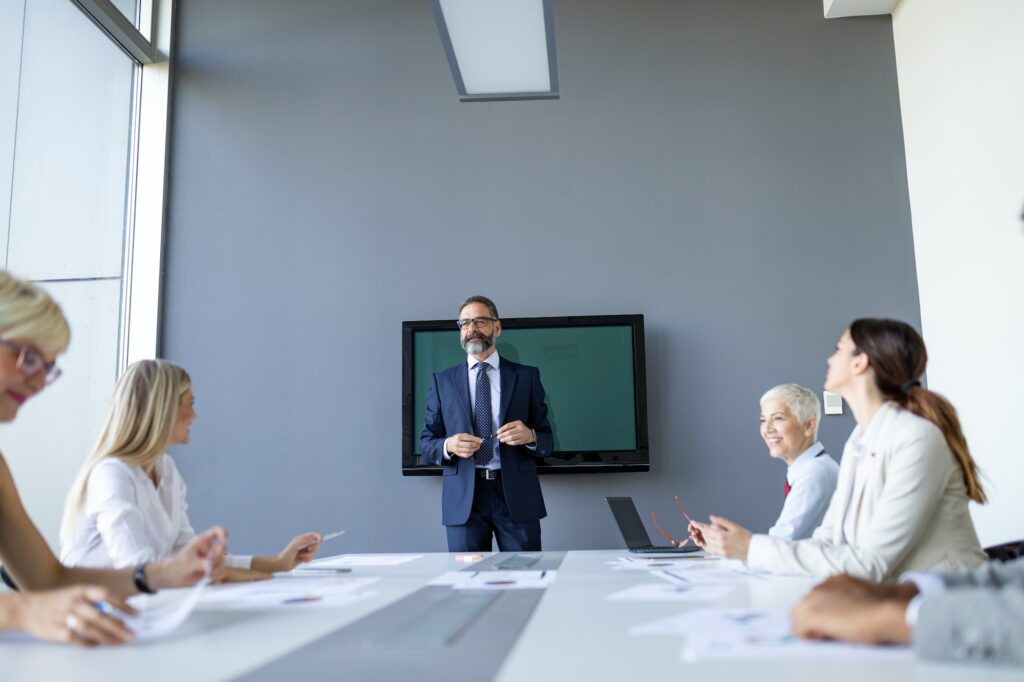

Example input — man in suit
[420,295,553,552]
[791,559,1024,666]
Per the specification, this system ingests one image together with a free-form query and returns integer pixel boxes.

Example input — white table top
[2,550,1020,681]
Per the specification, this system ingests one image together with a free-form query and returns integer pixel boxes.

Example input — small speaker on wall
[823,390,843,415]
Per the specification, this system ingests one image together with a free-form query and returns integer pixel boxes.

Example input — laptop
[606,496,701,554]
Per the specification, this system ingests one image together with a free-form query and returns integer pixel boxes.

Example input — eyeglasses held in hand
[650,495,697,547]
[456,317,498,329]
[0,339,62,384]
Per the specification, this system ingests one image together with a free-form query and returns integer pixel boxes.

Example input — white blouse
[60,454,250,570]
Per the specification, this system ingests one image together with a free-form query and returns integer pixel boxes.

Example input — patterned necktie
[472,362,494,466]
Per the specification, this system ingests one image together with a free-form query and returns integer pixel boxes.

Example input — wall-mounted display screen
[402,314,648,474]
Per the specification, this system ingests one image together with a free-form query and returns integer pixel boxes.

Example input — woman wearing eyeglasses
[60,359,322,580]
[690,318,988,581]
[0,271,227,645]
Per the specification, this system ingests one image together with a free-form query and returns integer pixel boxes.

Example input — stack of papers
[631,608,913,661]
[122,578,209,641]
[429,570,557,590]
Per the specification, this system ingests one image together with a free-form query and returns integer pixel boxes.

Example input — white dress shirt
[60,455,251,569]
[767,442,838,541]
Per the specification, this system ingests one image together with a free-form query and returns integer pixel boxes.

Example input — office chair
[984,539,1024,562]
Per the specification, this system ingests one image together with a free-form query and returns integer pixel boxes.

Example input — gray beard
[462,337,492,355]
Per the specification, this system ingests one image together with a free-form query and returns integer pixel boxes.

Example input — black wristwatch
[133,563,155,594]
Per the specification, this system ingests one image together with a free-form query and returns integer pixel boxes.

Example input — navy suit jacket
[420,357,553,526]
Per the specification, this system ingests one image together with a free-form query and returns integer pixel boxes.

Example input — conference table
[2,550,1019,681]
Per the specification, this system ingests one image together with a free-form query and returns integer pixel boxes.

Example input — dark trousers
[446,477,542,552]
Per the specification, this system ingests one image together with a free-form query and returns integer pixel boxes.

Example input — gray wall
[163,0,919,554]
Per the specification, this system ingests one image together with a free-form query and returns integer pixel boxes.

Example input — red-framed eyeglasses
[650,496,696,548]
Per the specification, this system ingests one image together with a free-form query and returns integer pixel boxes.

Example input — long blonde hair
[60,360,191,544]
[0,271,70,355]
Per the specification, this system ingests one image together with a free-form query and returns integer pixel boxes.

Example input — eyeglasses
[650,496,696,548]
[456,317,498,330]
[0,339,62,385]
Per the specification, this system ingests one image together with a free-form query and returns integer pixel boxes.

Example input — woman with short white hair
[759,383,838,541]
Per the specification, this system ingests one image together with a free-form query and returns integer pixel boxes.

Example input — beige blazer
[746,402,986,581]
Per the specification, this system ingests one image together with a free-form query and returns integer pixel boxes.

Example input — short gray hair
[760,383,821,439]
[459,295,498,320]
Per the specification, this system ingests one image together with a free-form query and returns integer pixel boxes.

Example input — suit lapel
[453,362,472,425]
[498,360,516,426]
[831,458,857,544]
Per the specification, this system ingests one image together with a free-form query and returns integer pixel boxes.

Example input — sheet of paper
[606,556,721,571]
[199,576,380,609]
[631,607,912,661]
[653,565,769,585]
[305,554,423,568]
[606,582,735,603]
[429,570,556,590]
[122,578,209,641]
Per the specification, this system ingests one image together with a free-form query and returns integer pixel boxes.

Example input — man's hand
[446,433,484,459]
[791,585,914,645]
[14,585,137,646]
[147,526,227,590]
[497,420,534,446]
[689,516,752,560]
[811,574,920,602]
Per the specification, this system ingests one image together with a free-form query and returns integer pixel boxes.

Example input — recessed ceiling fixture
[431,0,559,102]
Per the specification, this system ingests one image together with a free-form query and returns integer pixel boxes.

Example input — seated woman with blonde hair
[690,318,987,582]
[0,271,224,646]
[60,359,322,580]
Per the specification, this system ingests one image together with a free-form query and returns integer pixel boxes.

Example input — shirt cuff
[225,554,253,570]
[899,571,945,629]
[900,571,947,597]
[904,595,925,628]
[442,437,452,461]
[745,534,771,571]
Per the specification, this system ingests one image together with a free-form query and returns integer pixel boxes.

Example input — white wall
[893,0,1024,546]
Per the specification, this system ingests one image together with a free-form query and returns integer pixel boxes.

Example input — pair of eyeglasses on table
[650,496,699,548]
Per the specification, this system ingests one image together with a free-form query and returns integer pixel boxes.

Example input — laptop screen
[606,497,654,549]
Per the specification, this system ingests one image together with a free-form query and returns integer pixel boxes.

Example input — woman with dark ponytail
[690,318,988,581]
[846,318,987,505]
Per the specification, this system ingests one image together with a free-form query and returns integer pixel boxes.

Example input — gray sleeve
[938,558,1024,589]
[913,586,1024,666]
